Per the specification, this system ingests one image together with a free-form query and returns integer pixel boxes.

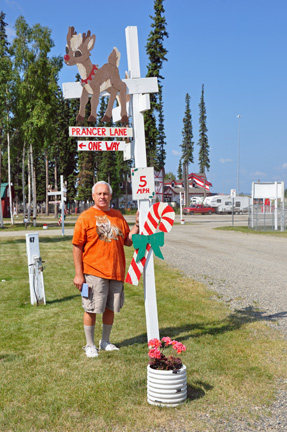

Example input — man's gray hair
[92,181,112,195]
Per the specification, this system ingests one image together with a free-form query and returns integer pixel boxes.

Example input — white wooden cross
[62,26,160,341]
[47,175,67,236]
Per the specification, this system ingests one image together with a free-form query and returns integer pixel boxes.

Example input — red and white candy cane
[125,202,175,286]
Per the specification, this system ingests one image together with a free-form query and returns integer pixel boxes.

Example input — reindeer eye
[65,45,69,54]
[74,50,82,57]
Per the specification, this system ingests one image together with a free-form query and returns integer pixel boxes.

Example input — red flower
[161,336,172,346]
[148,336,187,371]
[148,338,161,349]
[148,348,161,359]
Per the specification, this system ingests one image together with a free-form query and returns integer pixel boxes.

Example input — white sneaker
[99,339,119,351]
[83,345,98,358]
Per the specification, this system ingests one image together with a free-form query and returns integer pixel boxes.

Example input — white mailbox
[26,233,46,305]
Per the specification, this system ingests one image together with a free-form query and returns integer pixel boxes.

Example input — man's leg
[83,312,98,357]
[84,311,96,345]
[100,307,119,351]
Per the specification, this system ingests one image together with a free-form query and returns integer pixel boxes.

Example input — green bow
[132,232,165,262]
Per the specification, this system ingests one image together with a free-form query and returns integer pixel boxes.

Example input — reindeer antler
[82,30,91,42]
[67,26,77,43]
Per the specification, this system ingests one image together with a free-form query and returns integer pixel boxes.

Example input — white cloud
[219,158,233,164]
[5,0,23,11]
[282,162,287,169]
[251,171,266,177]
[172,150,181,156]
[6,26,16,42]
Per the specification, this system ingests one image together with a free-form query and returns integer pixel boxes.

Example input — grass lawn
[216,225,287,237]
[1,235,287,431]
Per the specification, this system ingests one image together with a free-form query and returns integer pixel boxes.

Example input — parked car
[182,205,216,215]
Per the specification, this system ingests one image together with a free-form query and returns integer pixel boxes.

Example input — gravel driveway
[163,214,287,431]
[165,214,287,333]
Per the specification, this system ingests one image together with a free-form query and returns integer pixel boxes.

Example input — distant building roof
[1,183,9,199]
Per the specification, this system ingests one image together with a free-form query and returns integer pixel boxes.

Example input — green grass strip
[0,236,287,431]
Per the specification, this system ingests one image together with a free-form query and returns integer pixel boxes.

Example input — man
[72,181,139,358]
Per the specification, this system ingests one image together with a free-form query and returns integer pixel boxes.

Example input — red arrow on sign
[79,143,86,149]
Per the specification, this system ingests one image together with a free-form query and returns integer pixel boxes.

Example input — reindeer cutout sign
[64,26,128,125]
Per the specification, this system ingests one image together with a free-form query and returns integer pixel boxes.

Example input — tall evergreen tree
[177,159,183,180]
[198,84,210,188]
[180,93,194,205]
[145,0,168,169]
[156,86,166,171]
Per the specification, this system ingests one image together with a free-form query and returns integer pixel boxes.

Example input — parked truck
[183,204,216,215]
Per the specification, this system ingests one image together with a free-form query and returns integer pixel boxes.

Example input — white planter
[147,364,187,407]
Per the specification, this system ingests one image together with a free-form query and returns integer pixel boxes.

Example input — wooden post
[125,26,159,341]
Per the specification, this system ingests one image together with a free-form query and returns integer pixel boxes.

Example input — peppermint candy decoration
[125,202,175,286]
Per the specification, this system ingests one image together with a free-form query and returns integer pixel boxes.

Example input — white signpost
[62,26,159,340]
[47,175,67,236]
[26,233,45,305]
[252,181,285,231]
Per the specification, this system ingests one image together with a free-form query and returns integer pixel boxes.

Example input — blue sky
[3,0,287,194]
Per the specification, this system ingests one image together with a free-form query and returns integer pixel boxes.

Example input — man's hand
[74,274,85,291]
[125,210,140,246]
[135,210,139,227]
[73,244,85,291]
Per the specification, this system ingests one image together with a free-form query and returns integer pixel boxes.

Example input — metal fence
[248,204,287,231]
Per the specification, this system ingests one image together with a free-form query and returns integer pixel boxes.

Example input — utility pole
[237,114,242,194]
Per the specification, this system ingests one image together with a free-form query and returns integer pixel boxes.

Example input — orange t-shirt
[72,207,130,282]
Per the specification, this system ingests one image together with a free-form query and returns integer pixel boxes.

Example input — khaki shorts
[82,274,124,314]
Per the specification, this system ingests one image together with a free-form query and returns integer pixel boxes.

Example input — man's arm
[73,244,85,291]
[125,210,139,246]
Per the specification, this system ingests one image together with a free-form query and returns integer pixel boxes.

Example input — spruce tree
[177,159,183,180]
[198,84,210,191]
[180,93,194,205]
[145,0,168,169]
[156,86,166,171]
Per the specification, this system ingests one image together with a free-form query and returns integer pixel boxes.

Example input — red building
[1,183,15,218]
[163,174,212,204]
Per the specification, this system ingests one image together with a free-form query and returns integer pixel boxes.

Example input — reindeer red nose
[64,54,70,61]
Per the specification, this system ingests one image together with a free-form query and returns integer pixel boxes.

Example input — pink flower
[148,348,161,359]
[148,338,161,349]
[172,342,186,354]
[161,337,172,346]
[148,336,186,371]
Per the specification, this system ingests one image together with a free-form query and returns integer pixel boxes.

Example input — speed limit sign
[131,167,155,200]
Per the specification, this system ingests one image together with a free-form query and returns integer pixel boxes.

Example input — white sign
[131,167,155,200]
[69,126,133,138]
[77,141,126,151]
[252,181,285,201]
[230,189,236,198]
